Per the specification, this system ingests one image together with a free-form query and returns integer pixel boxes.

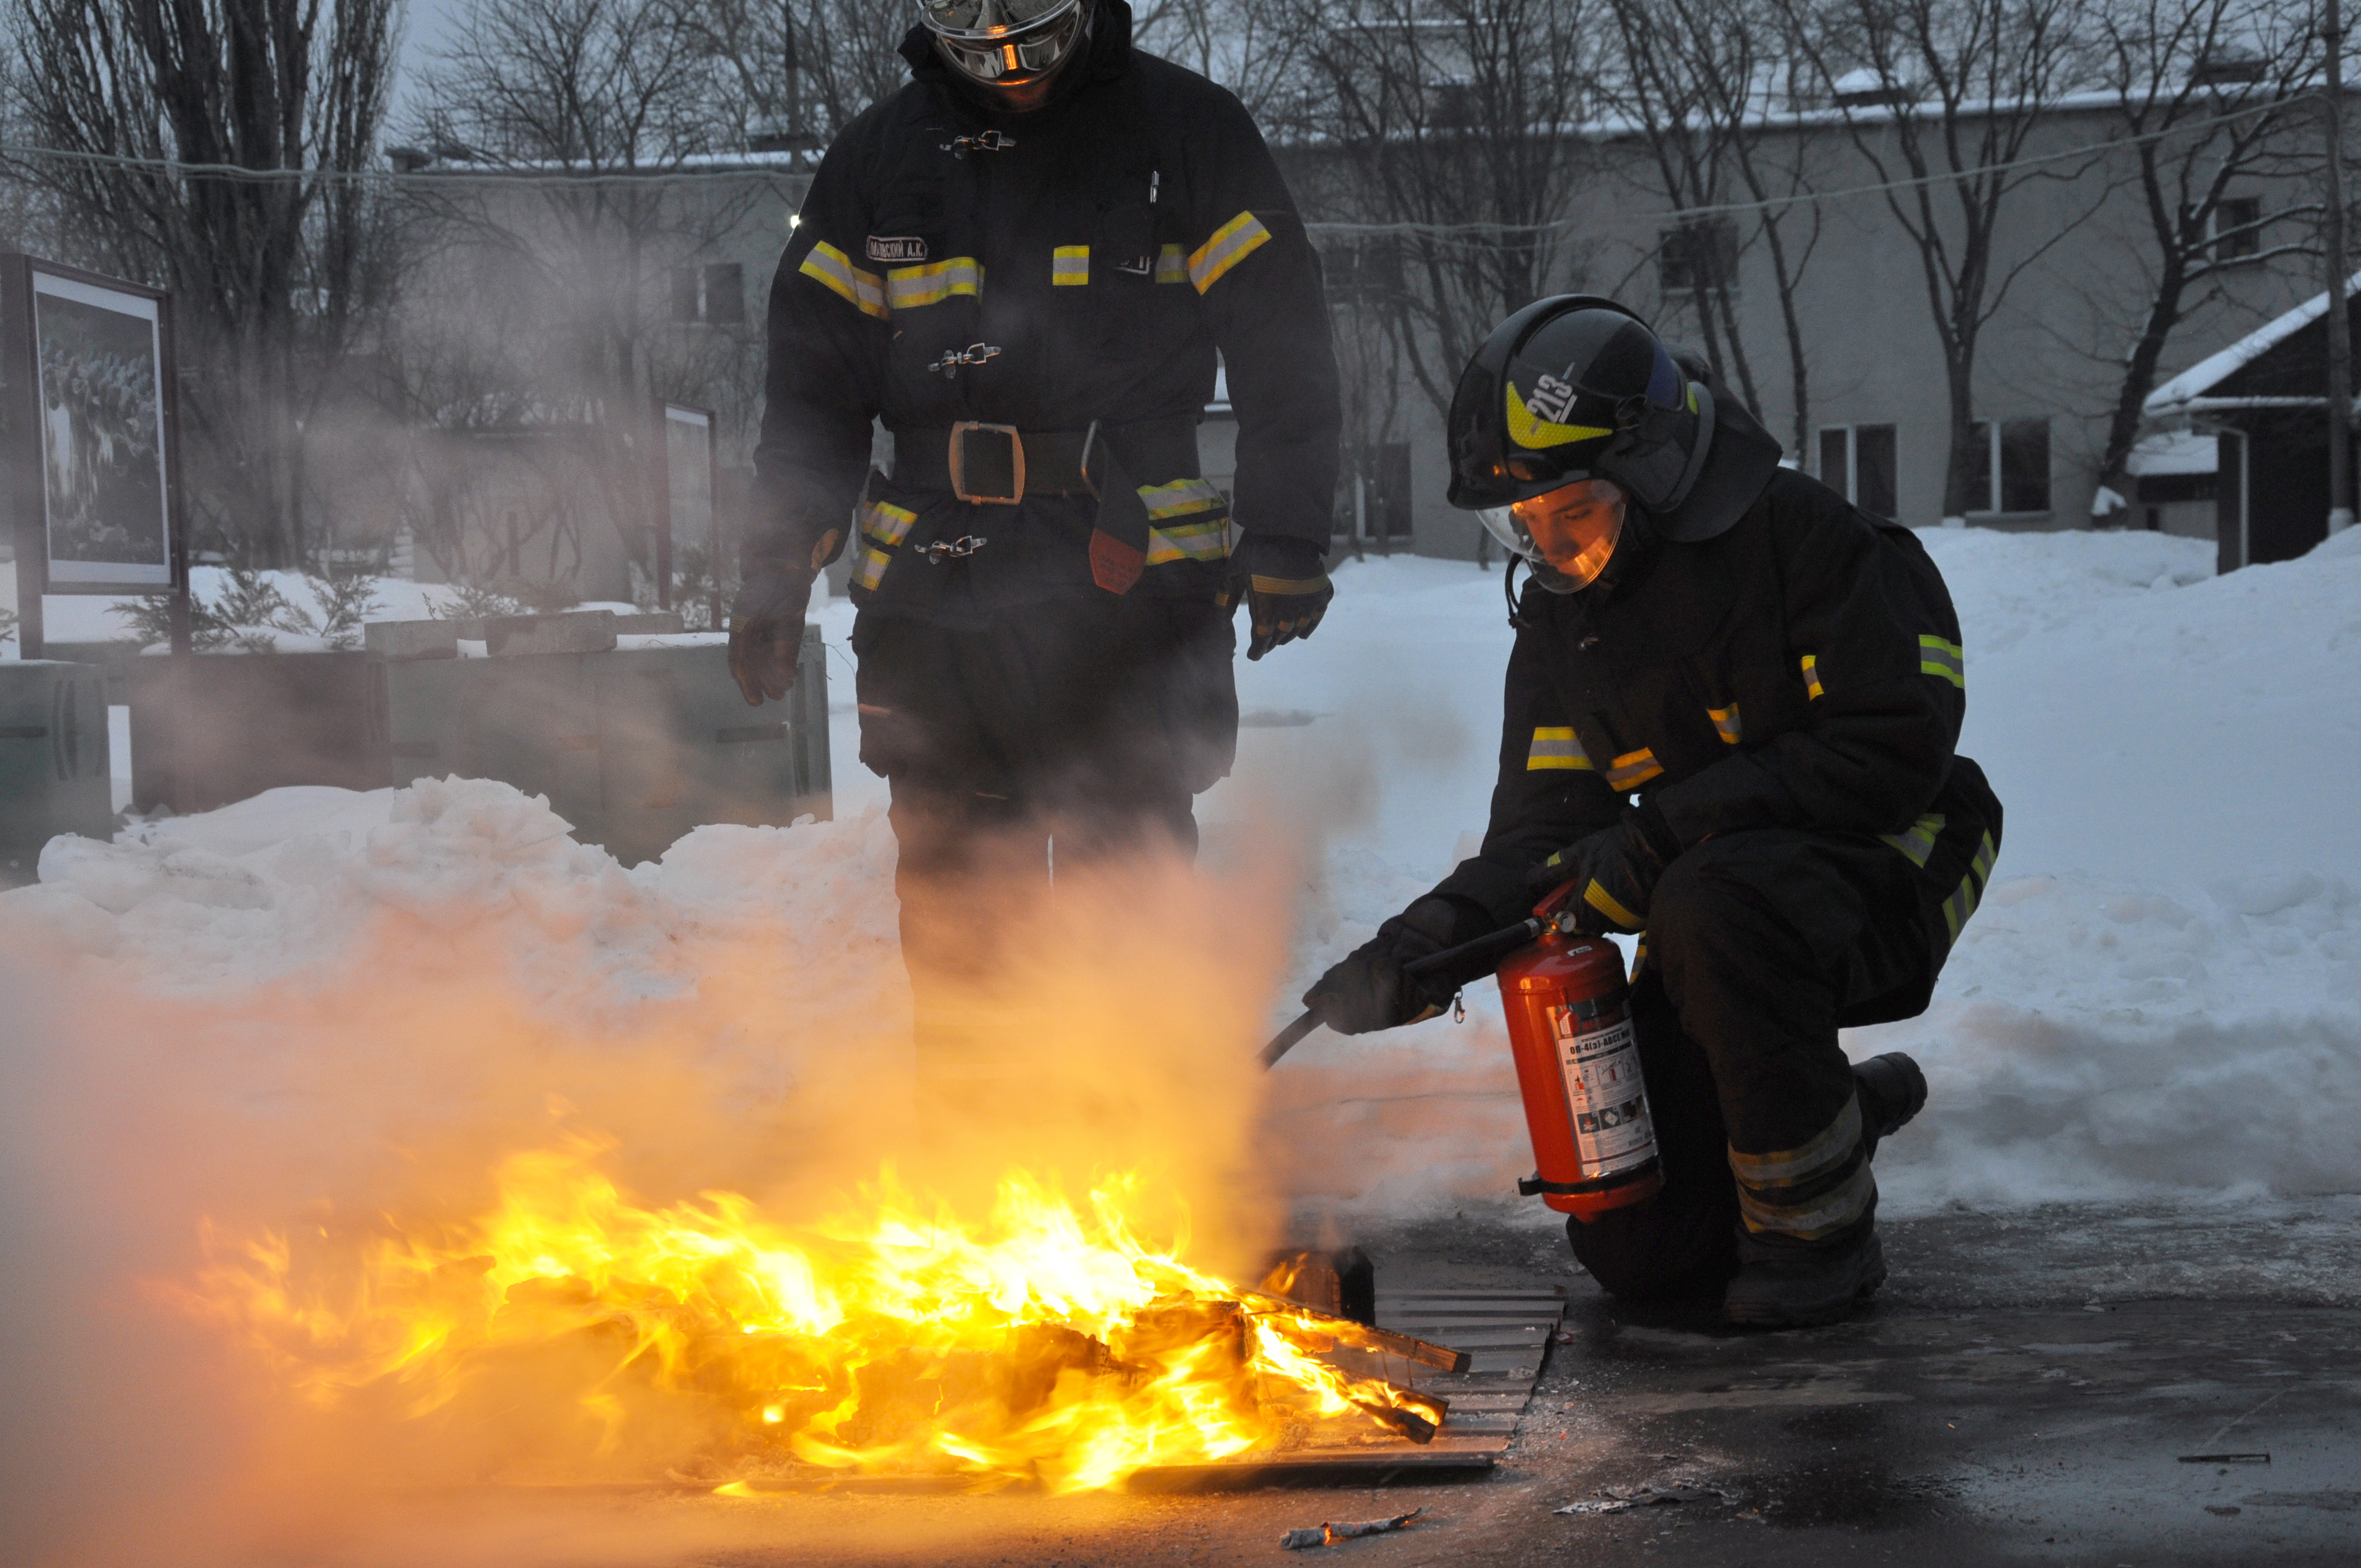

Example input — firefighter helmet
[1446,295,1781,545]
[918,0,1091,102]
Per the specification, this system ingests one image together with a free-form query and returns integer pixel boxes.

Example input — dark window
[1660,219,1739,296]
[1999,418,2049,511]
[1819,427,1849,493]
[1856,424,1897,516]
[671,266,701,322]
[703,263,745,325]
[1971,418,2050,511]
[1429,80,1476,129]
[2191,53,2266,86]
[2216,197,2261,259]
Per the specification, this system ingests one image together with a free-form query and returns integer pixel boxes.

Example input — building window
[1660,219,1739,297]
[2215,197,2261,260]
[670,263,746,325]
[1816,423,1897,518]
[1968,418,2051,513]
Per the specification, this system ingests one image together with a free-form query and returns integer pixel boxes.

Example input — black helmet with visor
[918,0,1090,94]
[1447,295,1781,557]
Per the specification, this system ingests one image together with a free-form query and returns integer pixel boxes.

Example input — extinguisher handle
[1401,916,1546,982]
[1263,918,1547,1070]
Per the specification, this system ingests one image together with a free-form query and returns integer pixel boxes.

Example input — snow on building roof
[2125,431,2217,476]
[2145,269,2361,413]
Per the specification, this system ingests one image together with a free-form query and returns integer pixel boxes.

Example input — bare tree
[2085,0,2321,502]
[688,0,910,147]
[6,0,400,564]
[1270,0,1604,422]
[403,0,775,592]
[1782,0,2110,520]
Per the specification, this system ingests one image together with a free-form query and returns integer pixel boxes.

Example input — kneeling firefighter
[731,0,1340,1110]
[1303,297,2003,1326]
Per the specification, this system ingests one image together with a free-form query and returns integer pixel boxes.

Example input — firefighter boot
[1853,1051,1928,1162]
[1723,1227,1887,1329]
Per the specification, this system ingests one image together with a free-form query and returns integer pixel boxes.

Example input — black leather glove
[1220,532,1334,661]
[1302,896,1467,1036]
[728,561,819,705]
[1527,803,1683,935]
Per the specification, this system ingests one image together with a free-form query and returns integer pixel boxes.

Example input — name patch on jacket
[866,235,928,263]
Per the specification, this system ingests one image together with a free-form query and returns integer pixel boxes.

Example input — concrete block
[483,611,618,656]
[365,619,461,660]
[608,611,685,635]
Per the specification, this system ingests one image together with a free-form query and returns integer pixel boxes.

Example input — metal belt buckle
[949,421,1025,506]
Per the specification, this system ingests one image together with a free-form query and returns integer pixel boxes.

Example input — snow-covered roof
[2125,430,2217,476]
[2145,269,2361,413]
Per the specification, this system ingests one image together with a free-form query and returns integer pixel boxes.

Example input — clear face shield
[919,0,1087,86]
[1478,478,1629,591]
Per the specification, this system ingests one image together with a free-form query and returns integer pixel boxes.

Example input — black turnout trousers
[1565,824,1948,1302]
[852,596,1237,1037]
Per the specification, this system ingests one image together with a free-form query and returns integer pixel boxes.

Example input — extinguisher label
[1550,1006,1656,1175]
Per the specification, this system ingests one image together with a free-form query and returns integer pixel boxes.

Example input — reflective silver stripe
[1051,245,1088,286]
[859,500,917,546]
[1879,812,1945,869]
[1943,830,1999,941]
[1138,478,1226,520]
[1919,634,1966,689]
[852,543,893,592]
[1527,727,1592,771]
[1709,703,1742,745]
[1606,748,1663,790]
[1155,243,1187,284]
[1144,519,1228,564]
[1727,1097,1862,1189]
[1737,1162,1875,1240]
[884,257,982,309]
[798,241,887,319]
[1187,210,1272,293]
[1801,652,1825,699]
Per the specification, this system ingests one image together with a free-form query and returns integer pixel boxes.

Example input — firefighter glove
[1302,896,1467,1035]
[727,562,820,705]
[1530,803,1682,935]
[1222,532,1333,661]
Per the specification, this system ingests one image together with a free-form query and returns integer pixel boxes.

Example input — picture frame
[2,255,187,658]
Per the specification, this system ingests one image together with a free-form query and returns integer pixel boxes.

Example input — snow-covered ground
[3,528,2357,1234]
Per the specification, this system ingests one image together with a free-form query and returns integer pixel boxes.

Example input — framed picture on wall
[2,257,183,600]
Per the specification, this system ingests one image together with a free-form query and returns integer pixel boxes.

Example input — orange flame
[168,1139,1441,1493]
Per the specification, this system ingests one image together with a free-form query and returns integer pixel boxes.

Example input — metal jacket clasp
[928,342,1002,377]
[942,130,1017,156]
[917,535,989,563]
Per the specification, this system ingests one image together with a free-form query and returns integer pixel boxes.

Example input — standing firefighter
[1305,297,2003,1327]
[733,0,1340,1095]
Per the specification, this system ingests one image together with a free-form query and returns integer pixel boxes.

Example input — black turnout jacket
[751,1,1340,622]
[1432,469,2004,961]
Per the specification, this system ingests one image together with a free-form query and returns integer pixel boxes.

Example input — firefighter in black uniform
[730,0,1340,1096]
[1305,297,2003,1327]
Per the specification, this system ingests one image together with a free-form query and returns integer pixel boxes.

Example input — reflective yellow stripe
[1144,519,1230,564]
[1800,652,1824,700]
[851,543,894,592]
[859,500,917,546]
[1728,1098,1862,1189]
[1051,244,1089,286]
[798,241,886,319]
[1527,726,1591,771]
[884,257,982,310]
[1738,1161,1874,1240]
[1138,477,1226,520]
[1187,210,1272,293]
[1879,812,1945,869]
[1941,830,1999,941]
[1606,747,1663,790]
[1919,633,1966,689]
[1582,879,1642,930]
[1155,243,1187,284]
[1709,702,1742,745]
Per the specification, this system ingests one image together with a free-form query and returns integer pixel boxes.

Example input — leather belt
[891,417,1199,506]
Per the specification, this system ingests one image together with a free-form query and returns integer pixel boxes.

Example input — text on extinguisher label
[1550,1005,1656,1176]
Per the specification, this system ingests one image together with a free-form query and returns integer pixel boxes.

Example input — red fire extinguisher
[1259,884,1661,1219]
[1495,916,1661,1218]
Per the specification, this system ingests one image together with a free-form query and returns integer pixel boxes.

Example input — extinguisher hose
[1260,917,1544,1068]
